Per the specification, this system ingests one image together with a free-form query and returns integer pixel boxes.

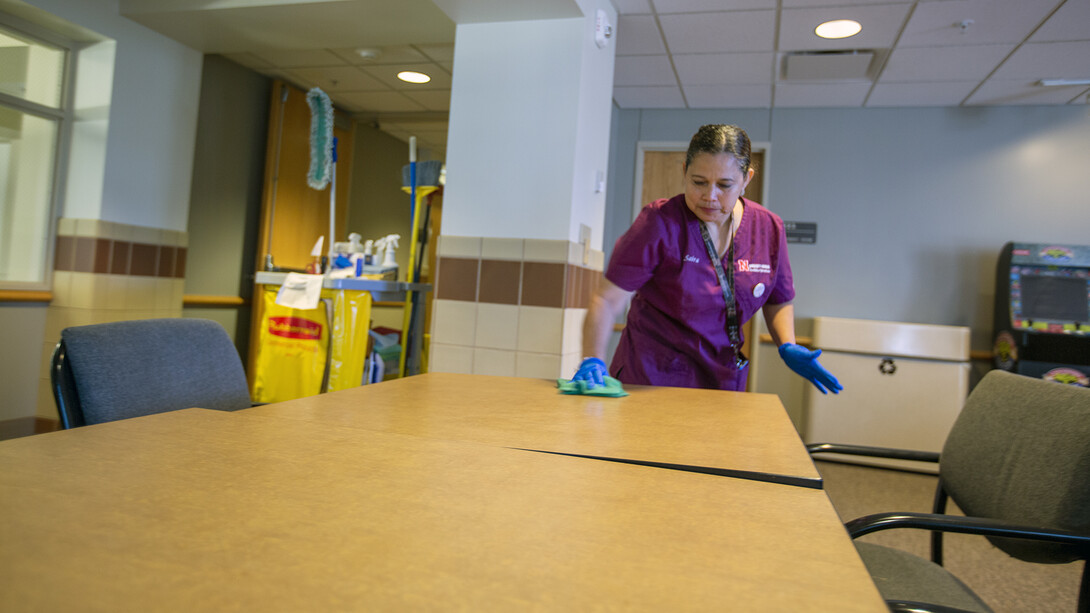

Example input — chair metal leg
[930,479,949,566]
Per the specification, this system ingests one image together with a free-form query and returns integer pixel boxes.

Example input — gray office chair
[50,318,254,428]
[808,370,1090,613]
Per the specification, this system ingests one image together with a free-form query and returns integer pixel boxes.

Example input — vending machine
[993,242,1090,387]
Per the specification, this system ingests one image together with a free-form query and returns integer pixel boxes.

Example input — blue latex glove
[570,357,608,389]
[778,343,842,394]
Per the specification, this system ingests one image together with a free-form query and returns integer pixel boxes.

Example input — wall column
[429,0,616,378]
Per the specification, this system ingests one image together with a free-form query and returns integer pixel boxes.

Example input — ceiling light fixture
[397,71,431,84]
[1037,78,1090,87]
[355,48,381,60]
[815,19,862,40]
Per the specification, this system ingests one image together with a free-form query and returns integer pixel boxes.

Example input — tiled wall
[36,218,188,417]
[429,236,604,380]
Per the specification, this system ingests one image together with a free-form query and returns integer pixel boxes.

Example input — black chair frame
[50,340,85,429]
[808,443,1090,613]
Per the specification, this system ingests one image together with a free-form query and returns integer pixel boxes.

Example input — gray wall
[184,55,271,360]
[607,105,1090,421]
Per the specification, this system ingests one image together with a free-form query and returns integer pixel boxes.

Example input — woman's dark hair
[685,124,752,174]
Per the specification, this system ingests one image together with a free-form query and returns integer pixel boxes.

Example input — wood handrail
[183,294,246,307]
[0,290,52,303]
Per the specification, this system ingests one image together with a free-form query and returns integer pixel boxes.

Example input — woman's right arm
[582,277,634,360]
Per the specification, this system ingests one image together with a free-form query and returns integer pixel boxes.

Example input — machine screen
[1020,274,1089,323]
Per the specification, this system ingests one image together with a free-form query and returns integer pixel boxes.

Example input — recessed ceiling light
[815,19,862,39]
[397,71,431,84]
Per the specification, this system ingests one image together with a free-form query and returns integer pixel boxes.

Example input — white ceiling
[121,0,1090,160]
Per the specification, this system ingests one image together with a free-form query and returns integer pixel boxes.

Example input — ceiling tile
[782,0,911,6]
[284,66,389,92]
[660,10,775,54]
[683,84,773,108]
[778,4,911,51]
[614,0,654,13]
[866,80,978,106]
[220,53,274,73]
[336,91,427,113]
[879,44,1014,82]
[614,55,677,86]
[329,45,429,65]
[773,82,872,106]
[990,40,1090,80]
[612,85,686,108]
[361,63,453,90]
[401,89,453,111]
[415,43,456,63]
[251,48,347,68]
[966,78,1090,105]
[652,0,769,13]
[1031,0,1090,43]
[616,15,666,55]
[898,0,1058,47]
[674,52,774,85]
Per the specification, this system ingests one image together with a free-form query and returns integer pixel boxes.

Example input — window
[0,18,70,289]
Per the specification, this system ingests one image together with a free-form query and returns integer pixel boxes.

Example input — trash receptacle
[804,317,970,472]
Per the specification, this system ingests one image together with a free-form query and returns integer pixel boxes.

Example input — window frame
[0,11,76,293]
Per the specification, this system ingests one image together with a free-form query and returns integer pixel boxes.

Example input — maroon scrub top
[606,195,795,391]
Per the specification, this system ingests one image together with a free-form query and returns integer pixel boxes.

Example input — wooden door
[638,148,767,390]
[255,80,355,272]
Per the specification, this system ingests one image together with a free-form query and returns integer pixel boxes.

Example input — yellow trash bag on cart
[251,286,372,403]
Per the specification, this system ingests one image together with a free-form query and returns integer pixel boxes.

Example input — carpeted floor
[816,460,1083,613]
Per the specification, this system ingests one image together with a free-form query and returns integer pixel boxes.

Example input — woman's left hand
[778,343,843,394]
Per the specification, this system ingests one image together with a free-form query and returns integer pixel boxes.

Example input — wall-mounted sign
[784,221,817,244]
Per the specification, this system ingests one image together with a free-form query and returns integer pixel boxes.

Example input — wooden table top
[0,409,884,611]
[244,372,822,486]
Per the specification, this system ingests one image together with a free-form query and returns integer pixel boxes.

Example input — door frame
[632,140,772,222]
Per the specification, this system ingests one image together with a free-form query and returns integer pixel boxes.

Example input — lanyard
[698,217,749,369]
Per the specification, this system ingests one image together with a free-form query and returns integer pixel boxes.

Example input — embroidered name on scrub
[736,259,771,274]
[684,254,701,263]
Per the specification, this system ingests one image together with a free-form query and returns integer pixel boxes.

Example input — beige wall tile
[561,352,583,379]
[437,235,480,258]
[44,306,68,341]
[130,277,157,310]
[68,272,94,308]
[474,302,519,350]
[75,218,102,238]
[588,249,605,271]
[51,271,72,308]
[516,352,562,379]
[567,241,583,267]
[517,305,563,354]
[106,275,129,310]
[523,239,568,263]
[562,308,586,356]
[473,348,516,377]
[57,217,76,236]
[132,225,163,246]
[431,298,477,347]
[155,278,176,311]
[429,342,474,374]
[481,238,524,261]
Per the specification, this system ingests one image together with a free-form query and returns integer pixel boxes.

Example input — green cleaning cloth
[556,376,629,397]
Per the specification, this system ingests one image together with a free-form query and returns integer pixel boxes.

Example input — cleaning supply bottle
[363,239,374,265]
[380,234,399,268]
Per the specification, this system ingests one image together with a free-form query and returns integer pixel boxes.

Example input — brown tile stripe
[437,255,601,309]
[54,236,187,278]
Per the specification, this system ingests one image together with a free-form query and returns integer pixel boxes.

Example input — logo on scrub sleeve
[684,254,700,263]
[269,316,323,340]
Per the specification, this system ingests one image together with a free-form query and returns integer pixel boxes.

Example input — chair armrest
[846,511,1090,548]
[806,442,940,463]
